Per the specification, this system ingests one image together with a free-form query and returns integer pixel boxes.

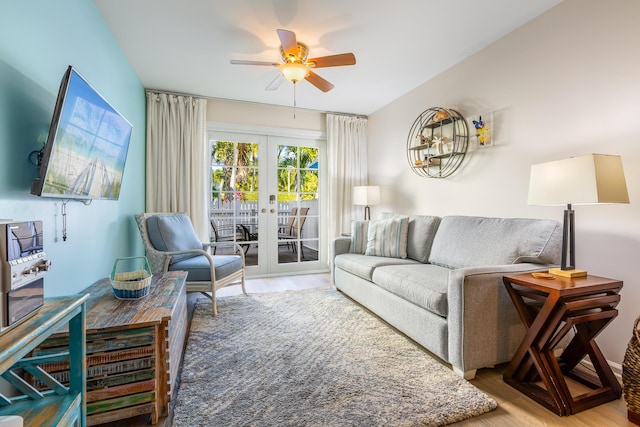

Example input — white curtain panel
[145,92,209,240]
[326,113,369,238]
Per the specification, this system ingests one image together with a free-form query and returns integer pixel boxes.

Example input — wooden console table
[33,271,188,425]
[0,295,88,427]
[502,273,622,416]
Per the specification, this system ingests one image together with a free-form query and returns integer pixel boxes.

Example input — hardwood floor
[456,365,630,426]
[99,273,633,426]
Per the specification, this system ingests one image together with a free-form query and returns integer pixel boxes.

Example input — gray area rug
[173,288,496,426]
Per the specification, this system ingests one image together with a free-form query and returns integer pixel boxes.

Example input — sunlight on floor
[215,273,332,298]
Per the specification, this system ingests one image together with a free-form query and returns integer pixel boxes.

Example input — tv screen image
[31,66,132,200]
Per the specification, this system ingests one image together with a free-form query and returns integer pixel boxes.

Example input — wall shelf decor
[472,112,492,147]
[406,107,469,178]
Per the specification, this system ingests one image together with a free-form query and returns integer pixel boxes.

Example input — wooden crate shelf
[33,271,188,426]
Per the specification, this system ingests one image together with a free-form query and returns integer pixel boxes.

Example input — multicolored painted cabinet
[0,295,88,426]
[33,271,187,425]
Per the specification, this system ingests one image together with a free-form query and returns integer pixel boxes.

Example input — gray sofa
[331,214,562,379]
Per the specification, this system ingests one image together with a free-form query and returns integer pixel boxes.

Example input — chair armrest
[202,242,246,266]
[447,263,552,374]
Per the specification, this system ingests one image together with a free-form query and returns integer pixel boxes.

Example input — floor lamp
[528,154,629,277]
[353,186,380,220]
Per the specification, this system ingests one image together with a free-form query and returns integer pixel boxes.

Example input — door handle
[270,209,275,213]
[261,208,267,213]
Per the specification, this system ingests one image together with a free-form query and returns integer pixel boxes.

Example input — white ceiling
[94,0,562,116]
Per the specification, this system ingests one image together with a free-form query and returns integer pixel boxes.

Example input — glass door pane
[210,140,260,267]
[275,144,319,264]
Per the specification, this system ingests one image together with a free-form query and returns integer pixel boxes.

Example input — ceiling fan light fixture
[281,62,308,83]
[230,29,354,93]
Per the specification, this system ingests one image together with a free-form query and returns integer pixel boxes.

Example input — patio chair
[210,220,245,254]
[135,212,246,316]
[278,207,309,258]
[278,208,297,251]
[279,208,297,234]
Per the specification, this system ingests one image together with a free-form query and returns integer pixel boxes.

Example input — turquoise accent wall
[0,0,145,296]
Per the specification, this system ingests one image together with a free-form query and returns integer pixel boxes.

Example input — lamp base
[549,267,588,278]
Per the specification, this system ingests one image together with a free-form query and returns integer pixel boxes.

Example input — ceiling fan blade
[230,59,279,66]
[266,74,285,91]
[277,29,298,59]
[305,70,334,92]
[307,53,356,68]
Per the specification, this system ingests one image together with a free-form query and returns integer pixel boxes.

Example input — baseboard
[576,358,623,385]
[551,346,623,385]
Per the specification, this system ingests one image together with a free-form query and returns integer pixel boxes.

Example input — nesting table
[502,273,622,416]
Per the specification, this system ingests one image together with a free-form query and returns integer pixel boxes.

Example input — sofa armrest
[331,236,352,257]
[447,263,551,374]
[330,237,352,284]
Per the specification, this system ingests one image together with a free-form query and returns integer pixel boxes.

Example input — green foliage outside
[211,141,318,203]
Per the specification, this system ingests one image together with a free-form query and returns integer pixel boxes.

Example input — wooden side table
[502,273,622,416]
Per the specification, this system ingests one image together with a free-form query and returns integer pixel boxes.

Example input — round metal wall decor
[406,107,469,178]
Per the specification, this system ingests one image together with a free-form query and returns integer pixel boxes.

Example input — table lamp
[528,154,629,277]
[353,185,380,220]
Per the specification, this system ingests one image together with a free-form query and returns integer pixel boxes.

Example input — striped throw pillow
[365,217,409,258]
[350,220,369,254]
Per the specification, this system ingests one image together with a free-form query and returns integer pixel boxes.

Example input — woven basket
[623,315,640,425]
[110,257,152,300]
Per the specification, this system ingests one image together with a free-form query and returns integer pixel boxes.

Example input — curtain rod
[145,88,368,119]
[324,111,368,119]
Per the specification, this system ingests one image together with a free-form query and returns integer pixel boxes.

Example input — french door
[208,127,327,276]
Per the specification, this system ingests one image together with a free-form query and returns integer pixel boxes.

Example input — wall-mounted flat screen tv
[31,66,132,200]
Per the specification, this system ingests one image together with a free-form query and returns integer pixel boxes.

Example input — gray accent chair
[135,213,246,316]
[332,215,562,379]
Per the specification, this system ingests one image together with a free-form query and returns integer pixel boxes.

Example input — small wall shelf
[406,107,469,178]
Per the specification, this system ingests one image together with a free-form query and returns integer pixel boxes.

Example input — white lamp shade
[528,154,629,206]
[353,186,381,206]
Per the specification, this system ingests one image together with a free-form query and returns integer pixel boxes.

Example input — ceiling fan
[230,29,356,92]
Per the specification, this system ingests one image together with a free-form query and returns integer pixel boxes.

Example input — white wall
[367,0,640,365]
[207,98,325,133]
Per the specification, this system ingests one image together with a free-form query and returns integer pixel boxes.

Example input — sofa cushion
[335,253,419,282]
[146,214,202,263]
[378,213,441,263]
[372,263,450,317]
[428,216,562,269]
[406,215,441,263]
[365,216,409,258]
